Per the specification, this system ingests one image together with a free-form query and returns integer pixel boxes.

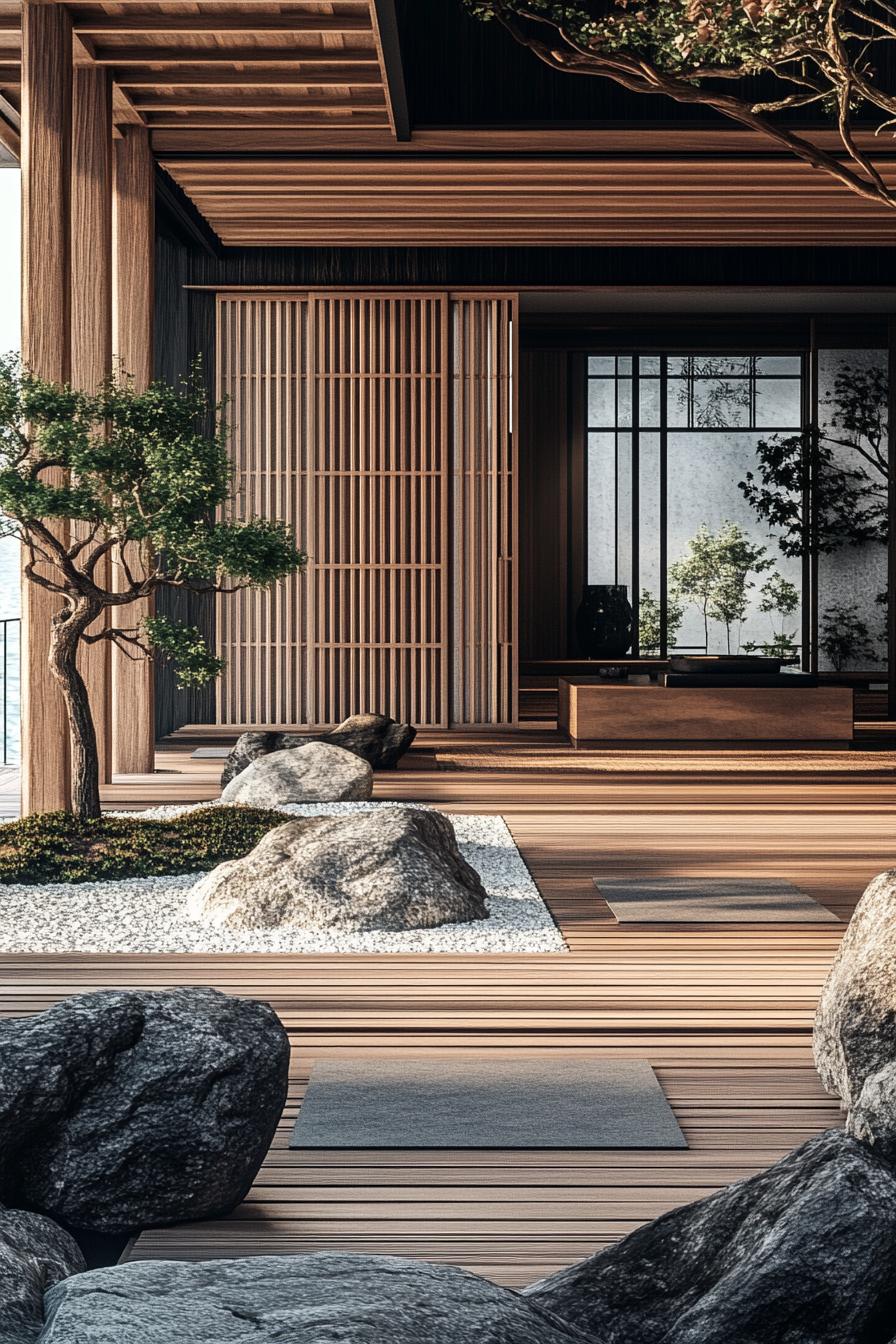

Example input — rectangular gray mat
[290,1058,687,1149]
[595,876,839,923]
[191,747,230,759]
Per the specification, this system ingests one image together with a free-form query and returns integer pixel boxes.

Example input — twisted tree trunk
[48,599,102,820]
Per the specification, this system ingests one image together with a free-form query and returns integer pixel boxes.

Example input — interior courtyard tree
[669,522,773,653]
[0,358,305,820]
[464,0,896,212]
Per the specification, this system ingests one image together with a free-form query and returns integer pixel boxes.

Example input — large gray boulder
[187,807,489,933]
[1,988,289,1235]
[814,867,896,1157]
[0,1207,83,1344]
[221,713,416,787]
[525,1129,896,1344]
[38,1255,591,1344]
[220,742,373,806]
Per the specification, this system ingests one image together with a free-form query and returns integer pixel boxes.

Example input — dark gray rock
[38,1254,592,1344]
[220,742,373,806]
[0,1207,83,1344]
[814,868,896,1158]
[221,713,416,786]
[525,1129,896,1344]
[2,987,289,1235]
[187,807,489,933]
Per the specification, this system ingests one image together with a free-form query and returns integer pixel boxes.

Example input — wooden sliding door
[215,289,515,729]
[216,294,310,726]
[305,293,449,726]
[450,295,518,726]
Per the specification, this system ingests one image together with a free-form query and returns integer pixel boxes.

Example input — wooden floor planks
[5,725,894,1285]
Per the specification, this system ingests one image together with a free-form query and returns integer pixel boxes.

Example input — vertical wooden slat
[70,64,112,785]
[20,0,72,815]
[111,124,155,775]
[450,293,518,727]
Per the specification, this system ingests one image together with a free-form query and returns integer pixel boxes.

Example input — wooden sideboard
[558,677,855,746]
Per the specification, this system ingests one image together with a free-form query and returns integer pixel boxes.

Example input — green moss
[0,806,288,885]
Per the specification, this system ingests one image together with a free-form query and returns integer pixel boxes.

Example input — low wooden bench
[558,676,855,747]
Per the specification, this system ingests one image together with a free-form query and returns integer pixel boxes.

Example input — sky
[0,169,18,357]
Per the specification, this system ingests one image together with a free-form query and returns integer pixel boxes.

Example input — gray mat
[290,1058,687,1149]
[595,876,839,923]
[191,747,231,759]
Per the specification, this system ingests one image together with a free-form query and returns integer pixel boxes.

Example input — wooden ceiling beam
[132,93,387,111]
[72,15,374,35]
[146,112,390,128]
[369,0,407,141]
[89,45,380,66]
[117,67,383,87]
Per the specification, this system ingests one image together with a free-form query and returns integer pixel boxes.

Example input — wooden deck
[6,727,896,1286]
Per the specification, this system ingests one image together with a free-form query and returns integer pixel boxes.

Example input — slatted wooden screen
[216,290,515,729]
[305,293,449,726]
[216,295,309,726]
[450,295,518,726]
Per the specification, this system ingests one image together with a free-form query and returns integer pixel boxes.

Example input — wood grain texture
[6,733,891,1283]
[451,296,518,726]
[19,0,71,815]
[71,64,112,784]
[112,124,155,775]
[160,158,896,248]
[559,680,856,744]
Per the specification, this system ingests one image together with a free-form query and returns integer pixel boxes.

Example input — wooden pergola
[6,1,896,814]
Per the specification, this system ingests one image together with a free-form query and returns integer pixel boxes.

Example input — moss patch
[0,806,288,885]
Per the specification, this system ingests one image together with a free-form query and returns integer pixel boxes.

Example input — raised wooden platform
[558,677,855,745]
[6,727,895,1285]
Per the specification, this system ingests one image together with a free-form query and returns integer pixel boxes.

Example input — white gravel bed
[0,802,568,954]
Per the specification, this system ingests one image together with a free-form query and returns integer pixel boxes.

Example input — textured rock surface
[220,742,373,806]
[814,867,896,1155]
[221,713,416,786]
[187,807,489,933]
[848,1059,896,1156]
[38,1254,591,1344]
[525,1129,896,1344]
[0,1207,83,1344]
[1,987,289,1234]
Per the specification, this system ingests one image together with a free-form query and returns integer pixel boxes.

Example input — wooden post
[112,125,155,775]
[71,64,112,782]
[20,0,72,814]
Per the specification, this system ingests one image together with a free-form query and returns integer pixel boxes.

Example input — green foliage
[0,355,306,589]
[739,361,888,558]
[819,603,877,672]
[464,0,828,78]
[0,806,289,885]
[638,587,684,656]
[743,573,800,659]
[143,615,224,690]
[669,521,773,654]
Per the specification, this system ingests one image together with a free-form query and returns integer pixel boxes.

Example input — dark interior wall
[519,349,572,661]
[153,190,896,733]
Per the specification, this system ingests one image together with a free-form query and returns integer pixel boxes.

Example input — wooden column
[112,125,155,774]
[71,65,112,781]
[20,0,72,814]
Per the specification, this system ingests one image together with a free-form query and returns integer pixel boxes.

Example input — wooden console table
[558,677,854,746]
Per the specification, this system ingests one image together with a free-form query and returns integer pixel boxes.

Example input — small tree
[0,357,305,820]
[819,602,877,671]
[744,572,800,659]
[638,587,684,656]
[669,521,772,654]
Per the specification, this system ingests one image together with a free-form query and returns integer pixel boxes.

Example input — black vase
[575,584,634,659]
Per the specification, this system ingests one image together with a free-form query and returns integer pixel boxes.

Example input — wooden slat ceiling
[1,2,895,244]
[164,157,896,247]
[0,0,407,148]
